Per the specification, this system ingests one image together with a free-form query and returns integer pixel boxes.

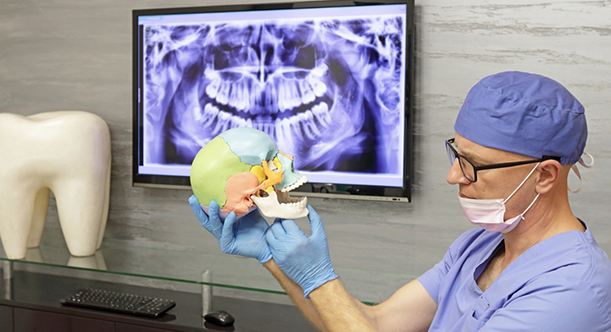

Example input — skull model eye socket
[272,157,283,170]
[267,160,277,172]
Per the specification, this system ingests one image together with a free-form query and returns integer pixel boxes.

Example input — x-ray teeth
[312,102,331,128]
[143,17,404,173]
[217,83,230,105]
[300,80,316,104]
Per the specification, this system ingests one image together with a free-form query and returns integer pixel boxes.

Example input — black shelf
[0,269,316,332]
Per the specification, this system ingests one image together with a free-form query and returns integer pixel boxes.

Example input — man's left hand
[189,195,272,263]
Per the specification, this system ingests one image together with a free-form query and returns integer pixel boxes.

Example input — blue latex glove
[265,205,338,298]
[189,195,272,264]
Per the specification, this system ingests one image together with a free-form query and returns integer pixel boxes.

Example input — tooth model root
[0,111,111,260]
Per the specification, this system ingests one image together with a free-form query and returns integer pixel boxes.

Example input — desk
[0,270,317,332]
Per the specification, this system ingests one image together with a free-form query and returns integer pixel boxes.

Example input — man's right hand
[189,195,272,264]
[265,206,338,298]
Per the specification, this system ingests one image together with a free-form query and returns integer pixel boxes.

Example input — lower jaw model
[0,111,111,260]
[251,176,309,220]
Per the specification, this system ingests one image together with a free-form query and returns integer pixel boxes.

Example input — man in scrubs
[190,71,611,331]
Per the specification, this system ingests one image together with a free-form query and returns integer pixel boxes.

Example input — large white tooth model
[0,111,111,260]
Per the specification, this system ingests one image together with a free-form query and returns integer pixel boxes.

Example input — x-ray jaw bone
[144,17,404,173]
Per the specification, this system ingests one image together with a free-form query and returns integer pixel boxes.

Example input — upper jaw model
[190,127,309,220]
[0,111,111,260]
[250,166,309,219]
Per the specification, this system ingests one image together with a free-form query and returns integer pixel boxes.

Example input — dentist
[191,71,611,332]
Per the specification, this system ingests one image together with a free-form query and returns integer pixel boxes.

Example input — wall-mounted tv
[133,0,415,202]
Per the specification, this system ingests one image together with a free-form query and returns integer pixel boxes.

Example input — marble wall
[1,0,610,304]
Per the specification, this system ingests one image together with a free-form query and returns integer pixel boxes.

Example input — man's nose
[447,159,470,185]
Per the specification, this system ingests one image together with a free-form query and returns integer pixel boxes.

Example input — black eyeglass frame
[445,138,561,183]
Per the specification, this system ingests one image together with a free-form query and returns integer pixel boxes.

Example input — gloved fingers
[207,200,224,238]
[307,205,326,240]
[189,195,205,218]
[249,208,264,219]
[247,209,268,225]
[220,211,238,244]
[265,227,286,254]
[188,194,200,207]
[265,228,278,245]
[189,195,212,227]
[281,219,306,237]
[268,220,287,239]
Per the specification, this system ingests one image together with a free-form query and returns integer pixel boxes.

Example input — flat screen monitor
[133,0,415,202]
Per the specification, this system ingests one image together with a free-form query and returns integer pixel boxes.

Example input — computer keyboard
[60,288,176,318]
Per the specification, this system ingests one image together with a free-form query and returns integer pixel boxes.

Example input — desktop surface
[0,269,316,332]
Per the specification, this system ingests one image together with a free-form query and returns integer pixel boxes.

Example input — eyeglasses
[445,138,560,183]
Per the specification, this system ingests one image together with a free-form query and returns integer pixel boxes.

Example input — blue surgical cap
[454,71,587,165]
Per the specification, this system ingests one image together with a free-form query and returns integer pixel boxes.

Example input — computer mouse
[204,310,235,326]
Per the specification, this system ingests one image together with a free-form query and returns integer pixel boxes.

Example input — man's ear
[536,160,562,194]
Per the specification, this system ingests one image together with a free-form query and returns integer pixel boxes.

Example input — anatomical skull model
[190,127,308,219]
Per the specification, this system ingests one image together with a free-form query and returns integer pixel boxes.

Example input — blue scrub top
[418,224,611,332]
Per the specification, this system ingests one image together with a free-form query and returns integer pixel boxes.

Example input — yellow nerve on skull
[190,127,309,218]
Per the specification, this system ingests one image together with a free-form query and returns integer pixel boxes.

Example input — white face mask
[458,163,540,233]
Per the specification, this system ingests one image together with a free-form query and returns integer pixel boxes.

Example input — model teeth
[277,191,307,206]
[277,176,308,208]
[250,190,309,219]
[281,175,308,193]
[280,199,307,208]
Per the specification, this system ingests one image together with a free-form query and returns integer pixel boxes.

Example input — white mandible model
[0,111,111,260]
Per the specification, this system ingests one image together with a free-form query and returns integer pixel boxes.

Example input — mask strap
[569,151,594,193]
[503,163,540,204]
[518,193,540,221]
